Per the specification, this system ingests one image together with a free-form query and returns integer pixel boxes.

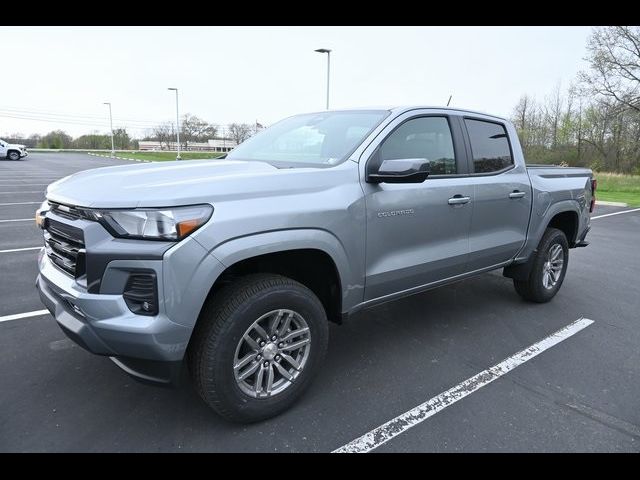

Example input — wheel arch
[7,149,21,159]
[505,203,580,281]
[199,229,359,326]
[546,210,579,245]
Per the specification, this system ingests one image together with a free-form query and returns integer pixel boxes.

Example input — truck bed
[526,165,593,179]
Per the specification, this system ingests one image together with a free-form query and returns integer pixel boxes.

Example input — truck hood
[46,160,284,208]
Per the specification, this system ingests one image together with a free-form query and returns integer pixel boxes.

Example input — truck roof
[390,105,509,122]
[316,105,509,122]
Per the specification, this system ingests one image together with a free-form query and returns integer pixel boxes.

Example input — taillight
[589,179,597,213]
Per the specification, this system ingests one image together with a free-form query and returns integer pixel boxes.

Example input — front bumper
[37,251,192,383]
[21,150,28,157]
[35,204,226,384]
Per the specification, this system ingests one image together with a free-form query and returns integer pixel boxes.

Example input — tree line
[3,113,259,150]
[4,128,137,150]
[512,26,640,174]
[142,114,256,149]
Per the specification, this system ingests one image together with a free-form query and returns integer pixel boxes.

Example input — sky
[0,26,593,138]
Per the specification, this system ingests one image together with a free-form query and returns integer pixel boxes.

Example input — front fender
[207,229,362,312]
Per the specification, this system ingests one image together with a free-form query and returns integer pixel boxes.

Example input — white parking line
[591,207,640,220]
[0,310,49,324]
[0,202,41,206]
[333,317,594,453]
[0,218,33,223]
[0,246,41,254]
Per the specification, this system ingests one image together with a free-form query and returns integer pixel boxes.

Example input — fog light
[123,271,158,316]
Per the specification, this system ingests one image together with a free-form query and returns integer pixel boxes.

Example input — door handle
[509,191,526,199]
[448,195,471,205]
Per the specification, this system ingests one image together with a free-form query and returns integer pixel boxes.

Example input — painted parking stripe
[333,318,594,453]
[0,218,33,223]
[591,207,640,220]
[0,246,41,254]
[0,201,41,206]
[0,310,49,324]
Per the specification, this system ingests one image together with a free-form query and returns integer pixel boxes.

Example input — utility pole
[168,88,181,160]
[103,102,115,157]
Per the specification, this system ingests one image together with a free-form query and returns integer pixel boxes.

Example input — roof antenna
[446,95,452,107]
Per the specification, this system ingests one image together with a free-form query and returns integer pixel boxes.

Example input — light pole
[103,102,115,158]
[168,87,181,160]
[314,48,331,110]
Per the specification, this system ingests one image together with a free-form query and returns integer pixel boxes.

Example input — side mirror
[367,158,430,184]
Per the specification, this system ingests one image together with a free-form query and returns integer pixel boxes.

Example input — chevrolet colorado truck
[1,138,28,160]
[36,107,595,422]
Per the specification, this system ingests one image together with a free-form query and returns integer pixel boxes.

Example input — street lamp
[103,102,115,158]
[314,48,331,110]
[167,87,181,160]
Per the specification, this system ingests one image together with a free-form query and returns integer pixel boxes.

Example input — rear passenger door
[462,118,532,270]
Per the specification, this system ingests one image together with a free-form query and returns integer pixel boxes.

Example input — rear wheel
[7,150,21,161]
[188,273,329,423]
[513,228,568,303]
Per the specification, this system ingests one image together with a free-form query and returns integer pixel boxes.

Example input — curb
[87,152,151,163]
[596,200,629,207]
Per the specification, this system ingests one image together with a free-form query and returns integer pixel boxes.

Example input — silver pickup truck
[36,106,595,422]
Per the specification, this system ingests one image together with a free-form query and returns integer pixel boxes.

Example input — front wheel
[7,151,21,161]
[188,273,329,423]
[513,227,569,303]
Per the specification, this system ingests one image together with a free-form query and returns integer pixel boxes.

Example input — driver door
[360,113,473,301]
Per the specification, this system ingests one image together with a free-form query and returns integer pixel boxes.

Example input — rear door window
[464,119,513,173]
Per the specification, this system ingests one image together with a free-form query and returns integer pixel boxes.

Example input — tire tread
[513,227,568,303]
[188,273,326,422]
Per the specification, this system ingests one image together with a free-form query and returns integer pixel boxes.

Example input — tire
[7,150,21,161]
[513,228,569,303]
[188,273,329,423]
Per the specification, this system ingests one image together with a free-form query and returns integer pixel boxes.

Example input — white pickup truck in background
[0,139,29,160]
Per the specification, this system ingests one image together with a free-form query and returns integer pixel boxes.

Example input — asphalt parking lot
[1,152,639,452]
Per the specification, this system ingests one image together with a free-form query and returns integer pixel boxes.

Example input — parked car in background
[0,139,28,160]
[35,106,595,422]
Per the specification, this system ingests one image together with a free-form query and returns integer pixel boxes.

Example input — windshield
[226,110,389,167]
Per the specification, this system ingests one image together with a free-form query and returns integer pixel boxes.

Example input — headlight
[96,204,213,241]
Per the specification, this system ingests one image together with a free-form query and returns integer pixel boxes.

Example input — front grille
[43,219,86,278]
[48,201,84,221]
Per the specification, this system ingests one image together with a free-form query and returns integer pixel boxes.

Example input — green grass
[90,151,225,161]
[595,190,640,207]
[595,172,640,207]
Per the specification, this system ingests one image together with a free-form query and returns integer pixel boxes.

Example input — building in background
[138,138,237,152]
